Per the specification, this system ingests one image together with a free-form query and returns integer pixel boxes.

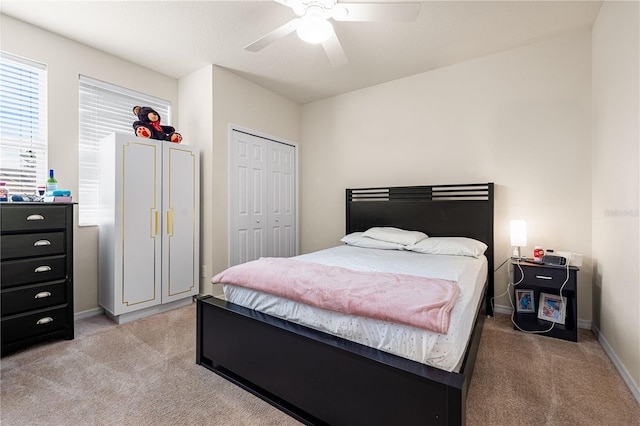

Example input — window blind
[0,52,47,195]
[78,75,171,226]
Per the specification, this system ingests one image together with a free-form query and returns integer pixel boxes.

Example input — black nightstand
[511,260,578,342]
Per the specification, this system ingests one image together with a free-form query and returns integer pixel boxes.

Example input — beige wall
[300,30,593,322]
[178,65,214,292]
[0,15,179,315]
[179,65,301,295]
[592,0,640,397]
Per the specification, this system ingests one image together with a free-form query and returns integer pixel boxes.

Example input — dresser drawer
[1,306,69,344]
[1,205,67,232]
[1,232,65,260]
[1,280,68,316]
[0,255,66,288]
[517,265,577,291]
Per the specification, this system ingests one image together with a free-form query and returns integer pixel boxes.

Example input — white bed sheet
[223,245,487,372]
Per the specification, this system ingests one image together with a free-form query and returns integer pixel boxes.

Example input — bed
[196,183,494,425]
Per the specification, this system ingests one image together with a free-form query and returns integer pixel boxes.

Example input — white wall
[0,15,179,314]
[592,0,640,398]
[300,30,593,321]
[180,65,301,295]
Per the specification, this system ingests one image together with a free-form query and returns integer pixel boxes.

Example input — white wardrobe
[229,128,297,266]
[98,133,200,323]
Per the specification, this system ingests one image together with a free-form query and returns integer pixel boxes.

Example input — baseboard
[592,324,640,404]
[492,304,512,315]
[493,304,592,329]
[103,298,193,324]
[74,307,105,321]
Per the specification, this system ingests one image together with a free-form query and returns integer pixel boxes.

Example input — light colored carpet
[1,304,638,425]
[467,314,639,425]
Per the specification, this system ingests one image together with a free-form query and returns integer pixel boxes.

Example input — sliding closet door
[230,129,297,266]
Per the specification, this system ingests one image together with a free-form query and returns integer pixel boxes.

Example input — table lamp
[510,219,527,259]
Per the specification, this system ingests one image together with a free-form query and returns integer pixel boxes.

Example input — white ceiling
[1,0,603,104]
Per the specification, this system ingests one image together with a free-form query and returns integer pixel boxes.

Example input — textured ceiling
[1,1,603,104]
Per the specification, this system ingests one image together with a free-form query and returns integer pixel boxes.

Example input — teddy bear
[132,106,182,143]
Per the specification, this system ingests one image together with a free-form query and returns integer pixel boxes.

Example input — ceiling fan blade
[322,33,348,67]
[332,3,421,22]
[245,18,300,52]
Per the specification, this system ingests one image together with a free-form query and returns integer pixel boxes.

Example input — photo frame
[515,289,535,313]
[538,292,566,324]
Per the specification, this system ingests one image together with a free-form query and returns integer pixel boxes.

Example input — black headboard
[346,183,494,315]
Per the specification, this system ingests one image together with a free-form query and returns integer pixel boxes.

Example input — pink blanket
[212,257,459,334]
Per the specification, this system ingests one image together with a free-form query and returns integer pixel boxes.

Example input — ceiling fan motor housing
[291,0,337,18]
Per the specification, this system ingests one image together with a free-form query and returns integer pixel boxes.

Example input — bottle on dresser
[46,169,58,192]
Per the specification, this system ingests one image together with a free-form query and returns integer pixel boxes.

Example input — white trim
[74,307,104,321]
[592,323,640,404]
[103,298,193,324]
[492,303,512,315]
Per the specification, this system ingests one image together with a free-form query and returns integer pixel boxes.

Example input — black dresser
[1,203,74,355]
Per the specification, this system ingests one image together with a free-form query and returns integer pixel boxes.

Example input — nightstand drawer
[0,255,67,288]
[1,280,68,316]
[517,265,577,291]
[1,306,68,344]
[1,205,67,232]
[1,232,65,260]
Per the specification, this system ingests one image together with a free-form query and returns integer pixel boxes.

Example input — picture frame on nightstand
[515,289,535,313]
[538,292,566,325]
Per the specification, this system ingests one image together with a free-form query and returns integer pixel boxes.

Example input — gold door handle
[167,209,174,235]
[155,210,159,235]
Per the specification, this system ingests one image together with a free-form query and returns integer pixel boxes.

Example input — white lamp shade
[510,220,528,247]
[296,17,334,44]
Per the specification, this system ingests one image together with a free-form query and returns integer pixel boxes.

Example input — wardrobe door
[162,144,200,303]
[119,139,162,313]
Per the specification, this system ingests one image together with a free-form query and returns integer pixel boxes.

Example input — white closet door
[119,140,162,312]
[230,129,296,266]
[230,131,269,265]
[162,144,200,303]
[267,142,296,258]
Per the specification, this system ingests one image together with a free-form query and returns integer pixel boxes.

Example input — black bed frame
[197,183,494,425]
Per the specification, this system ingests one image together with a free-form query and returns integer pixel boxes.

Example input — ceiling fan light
[296,17,334,44]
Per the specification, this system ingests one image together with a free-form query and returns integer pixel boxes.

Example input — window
[78,75,172,226]
[0,52,47,195]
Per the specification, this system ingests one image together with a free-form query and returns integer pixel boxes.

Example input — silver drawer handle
[34,240,51,246]
[36,317,53,325]
[535,275,553,280]
[35,291,52,299]
[26,214,45,221]
[34,266,52,273]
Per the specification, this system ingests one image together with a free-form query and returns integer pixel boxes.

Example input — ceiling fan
[245,0,421,67]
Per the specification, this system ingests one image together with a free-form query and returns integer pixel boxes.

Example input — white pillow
[340,232,405,250]
[361,227,428,246]
[407,237,488,258]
